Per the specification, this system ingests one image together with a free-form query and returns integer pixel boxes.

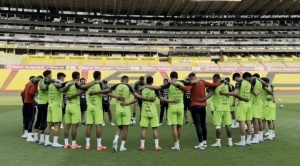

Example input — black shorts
[103,104,111,113]
[184,101,191,111]
[137,100,142,107]
[62,107,66,115]
[80,105,87,112]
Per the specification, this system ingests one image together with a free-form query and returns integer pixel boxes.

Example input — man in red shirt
[23,76,42,142]
[173,73,221,150]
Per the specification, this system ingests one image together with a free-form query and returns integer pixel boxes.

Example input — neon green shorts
[86,106,103,125]
[252,102,263,119]
[47,104,62,123]
[236,103,252,122]
[263,103,276,121]
[168,106,184,125]
[116,105,131,126]
[213,111,231,126]
[140,116,159,128]
[210,101,215,111]
[65,104,81,124]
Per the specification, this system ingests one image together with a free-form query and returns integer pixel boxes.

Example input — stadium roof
[1,0,299,16]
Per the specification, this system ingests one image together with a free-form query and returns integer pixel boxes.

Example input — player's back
[113,83,133,104]
[66,82,80,105]
[87,83,102,107]
[141,88,158,117]
[237,80,251,104]
[213,83,230,112]
[168,81,184,108]
[37,79,48,104]
[262,84,274,106]
[251,79,263,103]
[48,83,63,106]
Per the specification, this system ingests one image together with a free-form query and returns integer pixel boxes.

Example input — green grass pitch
[0,93,299,166]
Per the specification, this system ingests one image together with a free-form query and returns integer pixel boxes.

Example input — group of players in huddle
[21,70,276,151]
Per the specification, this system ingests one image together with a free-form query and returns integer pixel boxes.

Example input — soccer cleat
[211,143,221,148]
[171,146,180,151]
[102,123,106,127]
[26,137,35,142]
[234,142,246,146]
[231,124,238,129]
[250,139,259,144]
[203,142,208,148]
[85,146,90,150]
[120,147,127,152]
[264,132,269,137]
[185,121,190,125]
[112,141,118,152]
[110,122,116,126]
[264,136,273,140]
[71,144,82,150]
[33,139,39,143]
[155,146,162,151]
[194,145,205,150]
[159,123,163,126]
[139,147,145,151]
[21,134,28,139]
[64,144,71,149]
[60,124,64,129]
[81,122,86,126]
[51,126,54,130]
[52,143,64,148]
[39,141,45,145]
[97,146,107,151]
[246,142,251,146]
[228,143,233,147]
[44,142,53,147]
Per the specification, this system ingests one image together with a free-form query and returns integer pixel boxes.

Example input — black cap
[140,76,145,81]
[103,80,108,84]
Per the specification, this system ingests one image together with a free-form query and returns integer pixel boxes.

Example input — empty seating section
[196,62,219,67]
[272,74,300,90]
[261,62,287,67]
[218,62,242,67]
[105,61,127,66]
[127,62,149,67]
[0,69,11,89]
[81,61,104,66]
[283,62,300,67]
[0,55,22,64]
[172,61,192,67]
[239,62,264,68]
[150,62,172,67]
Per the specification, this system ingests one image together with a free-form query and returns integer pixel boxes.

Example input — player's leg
[224,111,233,147]
[81,106,86,126]
[235,105,246,146]
[52,122,63,148]
[191,106,204,149]
[138,101,142,123]
[33,105,42,143]
[61,106,65,129]
[132,102,137,121]
[107,105,115,126]
[38,104,48,144]
[184,110,189,125]
[252,118,259,144]
[168,107,179,150]
[151,116,161,151]
[199,106,207,146]
[177,109,183,143]
[85,107,93,150]
[63,105,72,148]
[211,111,222,148]
[245,105,253,145]
[112,110,122,152]
[44,105,53,146]
[70,105,82,149]
[119,109,131,151]
[231,111,238,128]
[26,104,35,142]
[140,116,148,151]
[95,108,106,150]
[120,125,129,151]
[265,120,274,140]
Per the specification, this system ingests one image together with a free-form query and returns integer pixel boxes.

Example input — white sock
[24,130,28,135]
[246,135,252,142]
[34,133,38,140]
[72,140,76,146]
[203,140,207,144]
[269,130,274,137]
[232,119,236,126]
[154,139,159,147]
[45,135,50,143]
[259,131,264,140]
[97,138,102,147]
[216,139,221,145]
[64,138,69,145]
[114,135,119,142]
[40,134,45,142]
[141,139,145,147]
[86,138,90,146]
[27,133,32,138]
[254,134,259,142]
[121,141,126,148]
[53,136,58,145]
[241,136,245,144]
[228,138,232,144]
[175,141,179,148]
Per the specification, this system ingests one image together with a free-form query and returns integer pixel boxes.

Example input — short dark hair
[140,76,145,81]
[225,77,230,82]
[80,78,85,82]
[242,72,252,79]
[43,70,51,77]
[103,80,108,84]
[170,71,178,79]
[37,75,43,79]
[188,72,196,77]
[93,71,101,79]
[146,76,153,84]
[213,74,221,79]
[253,73,260,78]
[72,71,80,79]
[121,75,129,81]
[57,72,66,79]
[261,77,270,83]
[29,76,35,80]
[163,78,168,82]
[232,73,241,80]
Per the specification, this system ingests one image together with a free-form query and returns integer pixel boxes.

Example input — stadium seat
[239,62,264,67]
[218,62,241,67]
[0,69,11,89]
[150,62,172,67]
[283,62,300,67]
[0,55,23,65]
[261,62,287,67]
[196,62,219,67]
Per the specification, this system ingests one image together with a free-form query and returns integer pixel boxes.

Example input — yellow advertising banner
[224,57,298,62]
[0,44,18,48]
[158,48,170,54]
[171,57,211,62]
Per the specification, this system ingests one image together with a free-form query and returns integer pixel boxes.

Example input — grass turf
[0,94,299,166]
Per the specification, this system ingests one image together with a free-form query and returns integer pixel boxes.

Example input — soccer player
[261,77,276,140]
[159,78,169,126]
[44,72,73,148]
[183,88,191,125]
[110,75,154,152]
[221,72,252,146]
[146,71,188,151]
[250,73,264,144]
[121,76,178,151]
[175,73,221,150]
[210,74,233,147]
[132,76,145,124]
[225,77,238,128]
[21,76,36,139]
[206,88,215,115]
[80,78,87,126]
[102,80,115,126]
[64,71,98,149]
[23,76,41,142]
[85,71,123,150]
[33,70,52,144]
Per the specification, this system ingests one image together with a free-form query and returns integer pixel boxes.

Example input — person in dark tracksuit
[159,78,169,125]
[80,78,87,126]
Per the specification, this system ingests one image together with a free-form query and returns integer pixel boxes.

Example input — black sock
[133,113,136,118]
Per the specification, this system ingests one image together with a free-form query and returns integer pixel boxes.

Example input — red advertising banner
[3,65,300,72]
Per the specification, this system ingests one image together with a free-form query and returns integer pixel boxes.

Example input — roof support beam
[141,0,153,15]
[218,2,239,15]
[167,0,182,16]
[257,1,281,15]
[127,0,137,15]
[180,1,196,16]
[154,0,168,16]
[270,0,296,15]
[244,0,271,15]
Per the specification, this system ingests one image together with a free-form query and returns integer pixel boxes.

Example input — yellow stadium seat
[273,74,300,84]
